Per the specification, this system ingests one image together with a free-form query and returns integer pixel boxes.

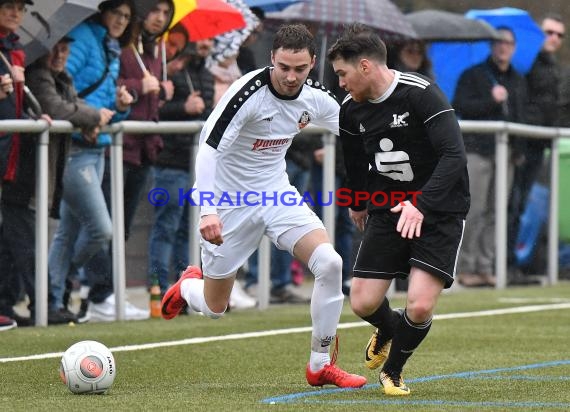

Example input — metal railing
[0,119,566,325]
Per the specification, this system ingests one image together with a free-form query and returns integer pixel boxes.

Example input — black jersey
[339,71,470,217]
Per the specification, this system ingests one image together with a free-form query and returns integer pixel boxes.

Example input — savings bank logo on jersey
[374,138,414,182]
[298,111,311,129]
[389,112,409,128]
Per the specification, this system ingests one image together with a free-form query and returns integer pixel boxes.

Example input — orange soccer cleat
[306,336,367,388]
[161,265,203,320]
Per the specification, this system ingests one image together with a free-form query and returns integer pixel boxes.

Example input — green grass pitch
[1,282,570,411]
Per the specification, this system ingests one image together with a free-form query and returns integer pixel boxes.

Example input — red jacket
[0,32,26,182]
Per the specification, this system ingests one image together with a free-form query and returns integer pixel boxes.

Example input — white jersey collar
[368,70,400,104]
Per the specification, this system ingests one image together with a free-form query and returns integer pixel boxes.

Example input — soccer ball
[59,340,116,394]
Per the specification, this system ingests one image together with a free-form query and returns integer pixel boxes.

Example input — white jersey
[195,67,339,213]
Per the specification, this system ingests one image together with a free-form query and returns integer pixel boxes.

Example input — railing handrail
[0,119,564,324]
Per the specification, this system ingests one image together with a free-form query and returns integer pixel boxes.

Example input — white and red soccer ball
[59,340,116,394]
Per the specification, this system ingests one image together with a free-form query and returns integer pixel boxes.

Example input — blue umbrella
[429,7,545,101]
[244,0,307,12]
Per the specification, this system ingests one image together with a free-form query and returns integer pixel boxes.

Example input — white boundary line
[2,302,570,363]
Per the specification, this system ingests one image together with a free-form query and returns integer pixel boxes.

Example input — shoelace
[321,336,352,383]
[383,370,403,386]
[372,331,386,355]
[330,335,339,365]
[321,364,351,384]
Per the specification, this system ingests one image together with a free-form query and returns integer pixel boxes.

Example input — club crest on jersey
[298,111,311,129]
[390,112,409,128]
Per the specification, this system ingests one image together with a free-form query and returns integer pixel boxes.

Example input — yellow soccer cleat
[379,370,411,396]
[364,329,391,370]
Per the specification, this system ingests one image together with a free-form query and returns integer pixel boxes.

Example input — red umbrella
[173,0,247,41]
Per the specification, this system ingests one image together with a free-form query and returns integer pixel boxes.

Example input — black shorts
[353,211,465,288]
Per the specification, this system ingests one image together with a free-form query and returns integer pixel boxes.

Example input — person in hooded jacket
[78,0,175,320]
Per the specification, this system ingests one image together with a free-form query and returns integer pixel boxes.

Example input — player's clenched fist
[199,214,224,246]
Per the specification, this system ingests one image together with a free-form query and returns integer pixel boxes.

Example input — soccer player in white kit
[161,24,366,388]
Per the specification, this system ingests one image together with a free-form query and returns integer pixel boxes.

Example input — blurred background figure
[510,14,566,279]
[148,23,215,297]
[83,0,175,314]
[236,6,265,75]
[454,27,528,287]
[47,0,143,323]
[387,39,434,79]
[0,0,44,330]
[26,35,107,323]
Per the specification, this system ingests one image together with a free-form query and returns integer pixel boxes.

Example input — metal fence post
[189,133,201,267]
[322,133,336,243]
[495,129,509,289]
[258,236,271,310]
[548,135,560,285]
[34,126,50,326]
[110,128,126,321]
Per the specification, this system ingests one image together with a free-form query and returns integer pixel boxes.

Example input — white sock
[309,350,331,372]
[308,243,344,355]
[180,278,225,319]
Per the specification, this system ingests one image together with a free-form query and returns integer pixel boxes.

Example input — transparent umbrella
[267,0,416,40]
[267,0,416,80]
[18,0,100,65]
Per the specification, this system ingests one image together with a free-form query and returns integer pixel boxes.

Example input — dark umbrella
[18,0,101,65]
[267,0,416,80]
[406,9,500,42]
[267,0,416,40]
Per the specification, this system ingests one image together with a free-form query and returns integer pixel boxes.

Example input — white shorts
[200,202,324,279]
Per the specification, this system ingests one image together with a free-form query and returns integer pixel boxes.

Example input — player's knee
[350,295,378,318]
[201,301,226,319]
[405,301,434,323]
[308,243,342,281]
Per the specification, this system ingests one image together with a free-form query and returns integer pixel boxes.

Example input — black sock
[383,309,432,374]
[361,298,399,345]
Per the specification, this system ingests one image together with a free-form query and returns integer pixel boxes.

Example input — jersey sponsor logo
[251,138,290,151]
[389,111,409,128]
[298,110,311,129]
[374,138,414,182]
[262,116,273,122]
[359,123,366,133]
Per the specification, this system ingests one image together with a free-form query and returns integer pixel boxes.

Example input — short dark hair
[327,23,387,64]
[541,13,564,25]
[272,24,315,57]
[493,26,516,43]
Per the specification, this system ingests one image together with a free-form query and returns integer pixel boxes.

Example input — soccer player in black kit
[327,23,470,395]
